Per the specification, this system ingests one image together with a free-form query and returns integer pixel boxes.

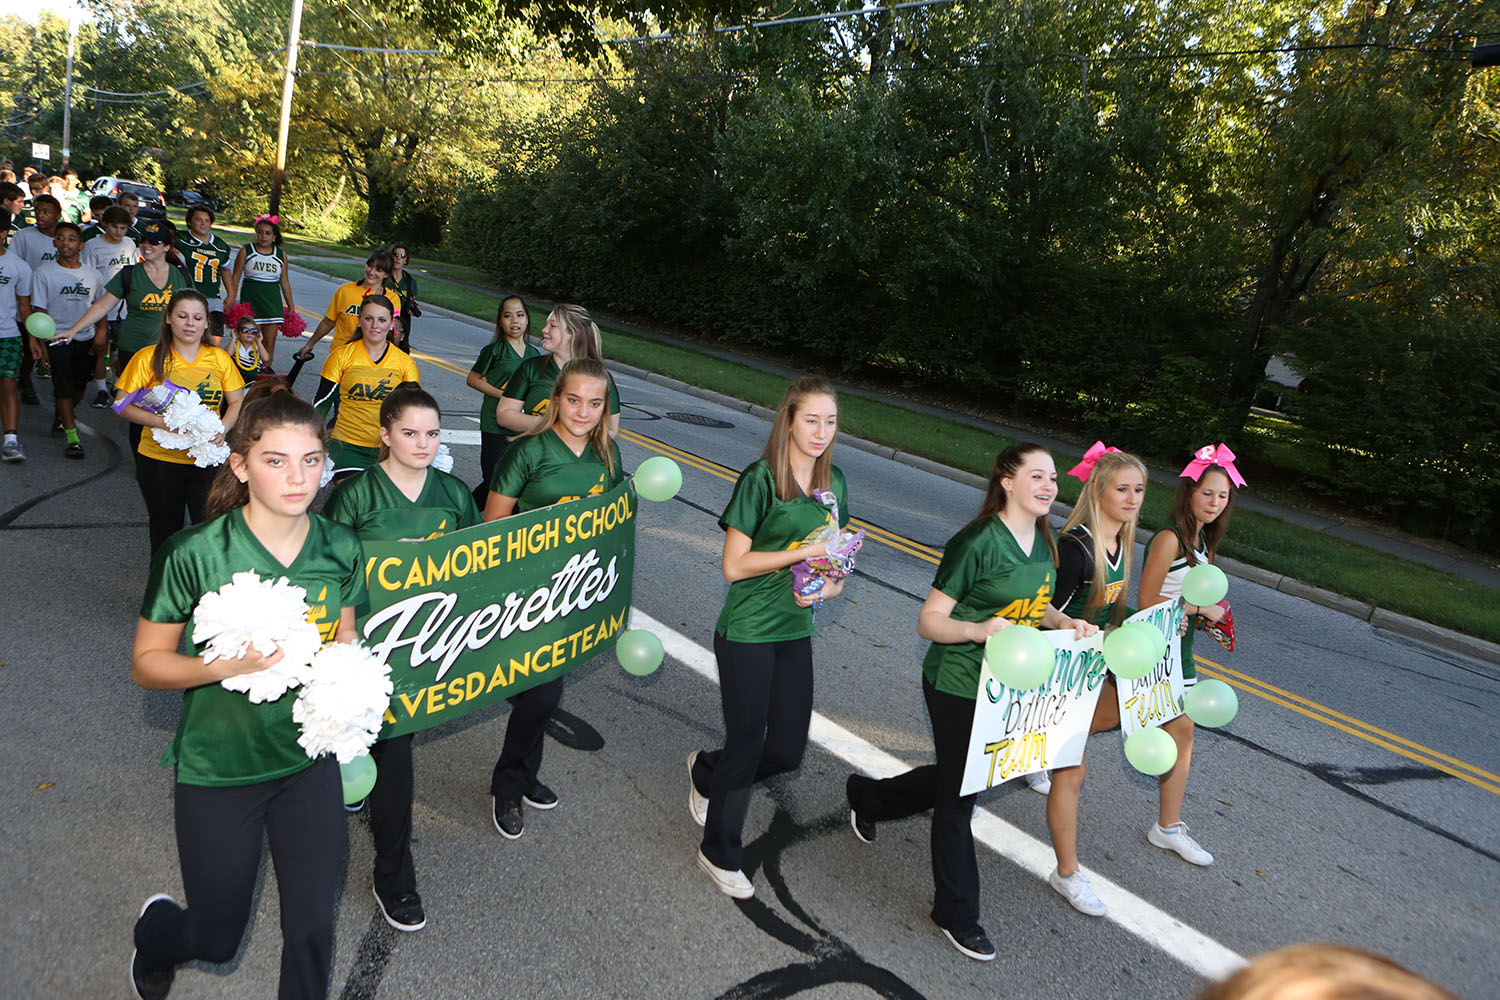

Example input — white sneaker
[0,439,23,463]
[1147,822,1214,866]
[696,850,754,899]
[1024,770,1052,795]
[1048,868,1107,916]
[687,752,708,827]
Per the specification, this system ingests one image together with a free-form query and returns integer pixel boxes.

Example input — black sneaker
[64,441,84,460]
[91,389,112,408]
[492,796,524,839]
[130,894,179,1000]
[523,782,558,810]
[372,886,426,932]
[936,920,996,962]
[846,774,876,844]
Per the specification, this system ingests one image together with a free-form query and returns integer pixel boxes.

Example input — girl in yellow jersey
[115,290,245,552]
[313,294,418,479]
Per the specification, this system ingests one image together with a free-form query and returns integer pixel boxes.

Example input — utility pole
[61,11,78,163]
[268,0,304,216]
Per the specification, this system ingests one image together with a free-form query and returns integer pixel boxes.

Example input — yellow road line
[411,355,1499,797]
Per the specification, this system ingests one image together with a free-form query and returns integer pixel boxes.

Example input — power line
[302,41,443,54]
[289,37,1480,87]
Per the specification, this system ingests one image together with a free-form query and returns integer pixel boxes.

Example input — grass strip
[290,257,1500,644]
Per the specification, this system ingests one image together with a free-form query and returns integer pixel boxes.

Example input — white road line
[629,607,1248,982]
[441,428,482,445]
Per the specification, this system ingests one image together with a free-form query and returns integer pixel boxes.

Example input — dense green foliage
[1,0,1496,548]
[446,1,1500,549]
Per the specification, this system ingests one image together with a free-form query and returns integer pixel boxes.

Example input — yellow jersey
[118,344,245,464]
[323,282,402,352]
[319,339,420,448]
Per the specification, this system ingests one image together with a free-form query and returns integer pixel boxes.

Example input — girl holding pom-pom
[1135,444,1242,869]
[843,444,1094,961]
[1042,447,1147,918]
[688,376,852,902]
[128,390,366,1000]
[323,383,479,932]
[115,290,245,553]
[312,294,419,480]
[482,358,624,840]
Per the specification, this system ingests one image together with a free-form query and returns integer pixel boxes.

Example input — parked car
[177,189,231,212]
[87,176,167,223]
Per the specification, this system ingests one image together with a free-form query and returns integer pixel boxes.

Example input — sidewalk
[288,255,1500,666]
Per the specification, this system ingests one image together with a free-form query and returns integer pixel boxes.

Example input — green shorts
[328,437,379,476]
[0,336,18,380]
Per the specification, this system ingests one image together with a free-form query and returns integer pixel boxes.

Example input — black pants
[474,430,509,508]
[368,733,416,896]
[137,453,216,553]
[692,633,813,871]
[847,678,980,932]
[133,758,345,1000]
[490,677,563,801]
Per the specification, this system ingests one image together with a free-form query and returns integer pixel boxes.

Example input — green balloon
[1123,727,1179,776]
[634,456,683,502]
[617,628,665,676]
[1181,563,1229,608]
[1103,622,1165,680]
[24,311,55,340]
[1183,679,1239,728]
[340,753,377,805]
[984,624,1056,690]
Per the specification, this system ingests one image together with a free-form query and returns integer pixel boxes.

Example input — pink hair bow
[1180,443,1247,488]
[255,213,280,225]
[1067,441,1120,481]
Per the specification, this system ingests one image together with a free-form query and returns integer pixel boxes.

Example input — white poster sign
[960,629,1108,796]
[1116,599,1187,738]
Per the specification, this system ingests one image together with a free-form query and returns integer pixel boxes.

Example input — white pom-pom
[151,392,230,467]
[293,642,394,762]
[319,460,335,488]
[194,572,324,703]
[431,443,453,473]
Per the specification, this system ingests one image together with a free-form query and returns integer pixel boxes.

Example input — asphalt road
[2,268,1496,999]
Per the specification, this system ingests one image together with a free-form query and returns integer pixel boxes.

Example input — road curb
[609,359,1500,669]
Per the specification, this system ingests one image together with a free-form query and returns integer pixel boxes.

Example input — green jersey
[323,464,480,542]
[106,263,194,354]
[713,460,849,644]
[139,509,369,787]
[471,338,541,434]
[501,354,621,417]
[490,429,624,514]
[177,233,233,302]
[1053,525,1127,626]
[921,516,1056,699]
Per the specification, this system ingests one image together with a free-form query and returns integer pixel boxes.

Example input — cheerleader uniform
[1150,527,1207,685]
[131,509,366,1000]
[323,464,479,927]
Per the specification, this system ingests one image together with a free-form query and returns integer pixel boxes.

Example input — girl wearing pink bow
[1136,443,1244,868]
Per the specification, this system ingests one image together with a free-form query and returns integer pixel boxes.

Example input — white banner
[1115,599,1187,738]
[959,629,1109,796]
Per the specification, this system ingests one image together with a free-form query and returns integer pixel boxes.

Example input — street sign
[31,142,49,160]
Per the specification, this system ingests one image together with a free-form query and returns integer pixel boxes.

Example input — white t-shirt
[81,236,137,322]
[11,225,60,273]
[0,251,34,339]
[31,261,105,341]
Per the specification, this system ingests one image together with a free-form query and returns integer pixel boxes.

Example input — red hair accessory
[1180,444,1247,488]
[255,213,281,225]
[1067,441,1120,482]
